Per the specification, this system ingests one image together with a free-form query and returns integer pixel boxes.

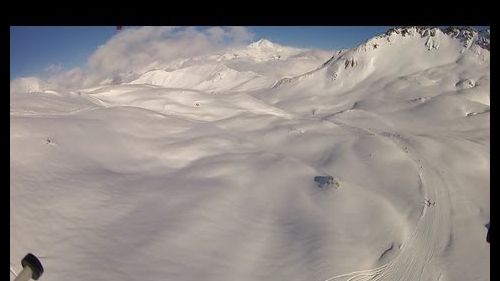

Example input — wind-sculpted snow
[11,27,489,281]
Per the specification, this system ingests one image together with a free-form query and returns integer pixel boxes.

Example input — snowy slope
[130,64,271,92]
[11,27,489,281]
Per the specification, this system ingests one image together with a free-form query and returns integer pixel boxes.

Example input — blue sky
[250,26,391,50]
[10,26,395,80]
[10,26,116,79]
[13,26,489,80]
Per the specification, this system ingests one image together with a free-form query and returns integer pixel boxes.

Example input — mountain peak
[382,26,489,50]
[248,39,278,49]
[443,26,478,48]
[385,26,440,38]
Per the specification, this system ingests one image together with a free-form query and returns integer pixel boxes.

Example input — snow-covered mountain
[273,26,489,89]
[11,27,489,281]
[126,39,332,92]
[130,64,268,92]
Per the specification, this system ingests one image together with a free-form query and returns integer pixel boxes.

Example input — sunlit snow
[11,26,489,281]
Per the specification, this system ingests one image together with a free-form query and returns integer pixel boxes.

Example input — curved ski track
[319,119,452,281]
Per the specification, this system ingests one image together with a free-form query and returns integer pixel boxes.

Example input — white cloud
[207,27,226,42]
[49,67,85,88]
[226,26,254,43]
[43,26,255,89]
[44,63,63,73]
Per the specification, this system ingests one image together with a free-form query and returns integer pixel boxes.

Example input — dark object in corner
[487,226,490,243]
[16,253,44,280]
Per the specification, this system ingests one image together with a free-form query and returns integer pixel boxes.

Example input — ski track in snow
[318,120,452,281]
